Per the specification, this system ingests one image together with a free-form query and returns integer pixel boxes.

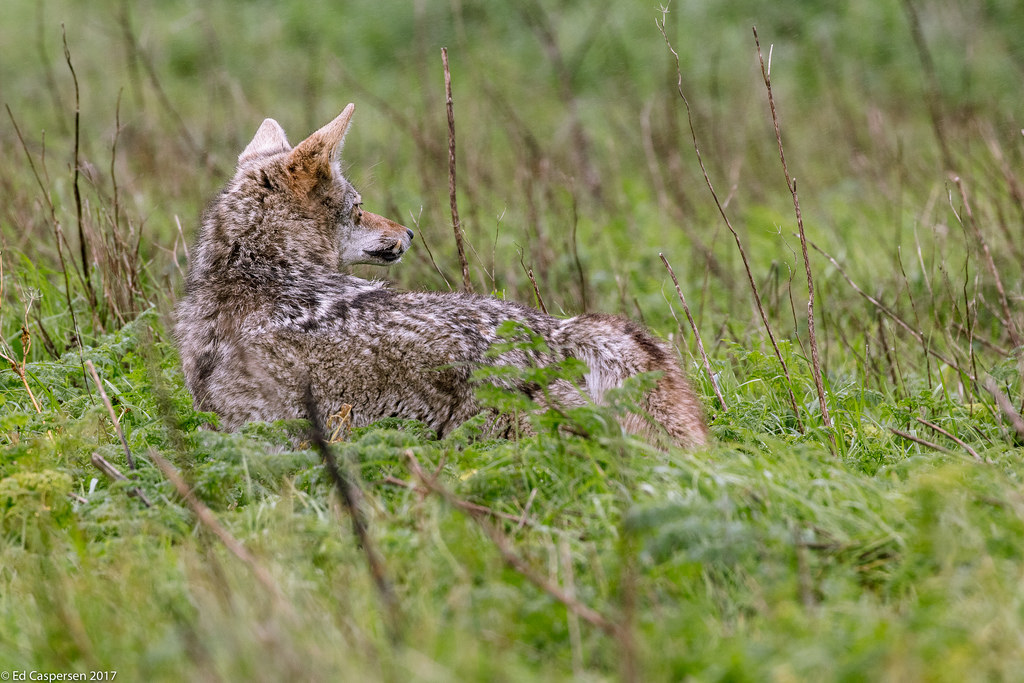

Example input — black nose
[406,228,415,242]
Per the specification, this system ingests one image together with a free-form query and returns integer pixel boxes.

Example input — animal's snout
[359,210,413,264]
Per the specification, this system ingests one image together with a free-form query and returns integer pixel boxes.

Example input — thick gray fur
[175,105,708,448]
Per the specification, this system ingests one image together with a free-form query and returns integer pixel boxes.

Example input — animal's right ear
[238,118,291,166]
[286,104,355,195]
[291,104,355,167]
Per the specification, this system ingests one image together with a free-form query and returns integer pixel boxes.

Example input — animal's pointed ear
[291,104,355,168]
[286,104,355,193]
[238,118,291,166]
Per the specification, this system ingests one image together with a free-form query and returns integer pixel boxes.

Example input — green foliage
[0,312,1022,678]
[1,0,1024,679]
[0,469,73,540]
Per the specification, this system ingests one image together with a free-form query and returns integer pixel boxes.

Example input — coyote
[175,105,708,448]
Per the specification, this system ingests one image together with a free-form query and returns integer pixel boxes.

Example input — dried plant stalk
[151,451,293,614]
[658,13,802,431]
[85,360,135,470]
[90,452,151,507]
[660,253,726,410]
[405,448,634,664]
[753,27,835,451]
[305,388,402,642]
[442,47,473,293]
[0,252,43,413]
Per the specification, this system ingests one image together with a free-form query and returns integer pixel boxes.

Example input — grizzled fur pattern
[175,105,708,448]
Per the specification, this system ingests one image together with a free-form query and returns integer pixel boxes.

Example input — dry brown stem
[890,427,955,455]
[407,209,455,291]
[518,248,549,314]
[657,12,802,431]
[90,452,152,507]
[110,89,124,237]
[6,105,87,363]
[442,47,473,293]
[0,253,43,413]
[559,537,584,676]
[951,176,1021,349]
[405,450,627,644]
[753,27,834,451]
[567,189,590,312]
[116,9,211,171]
[515,0,603,198]
[304,388,402,643]
[151,451,293,613]
[983,378,1024,442]
[915,418,981,462]
[659,253,726,410]
[901,0,954,172]
[527,267,548,314]
[792,524,816,610]
[380,475,541,529]
[61,26,100,326]
[84,360,135,470]
[807,238,968,380]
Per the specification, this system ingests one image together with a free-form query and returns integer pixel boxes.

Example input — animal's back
[180,270,552,433]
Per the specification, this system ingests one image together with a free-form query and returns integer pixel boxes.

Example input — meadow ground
[1,1,1023,680]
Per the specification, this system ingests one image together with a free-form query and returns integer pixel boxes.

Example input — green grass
[2,0,1024,680]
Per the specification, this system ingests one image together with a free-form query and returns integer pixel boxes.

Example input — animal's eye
[351,203,363,224]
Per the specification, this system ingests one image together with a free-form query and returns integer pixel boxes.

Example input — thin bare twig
[62,26,99,322]
[527,267,548,314]
[90,452,151,507]
[792,524,816,610]
[896,246,933,387]
[560,538,584,676]
[657,11,803,432]
[34,0,67,136]
[753,27,834,451]
[408,208,455,291]
[983,378,1024,441]
[807,238,966,378]
[150,451,292,613]
[660,253,726,410]
[952,176,1021,349]
[31,310,59,360]
[110,88,128,265]
[915,417,981,462]
[518,247,548,314]
[84,360,135,471]
[442,48,473,293]
[567,189,589,312]
[518,487,539,531]
[304,387,402,642]
[406,450,624,639]
[901,0,954,172]
[515,0,603,197]
[6,106,89,377]
[117,8,212,172]
[0,253,43,413]
[890,427,955,455]
[380,475,541,528]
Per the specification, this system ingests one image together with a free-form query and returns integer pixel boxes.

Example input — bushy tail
[555,314,708,448]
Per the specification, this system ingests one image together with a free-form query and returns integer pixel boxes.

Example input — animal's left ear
[287,104,355,192]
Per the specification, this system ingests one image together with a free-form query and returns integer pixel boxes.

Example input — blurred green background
[4,0,1021,332]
